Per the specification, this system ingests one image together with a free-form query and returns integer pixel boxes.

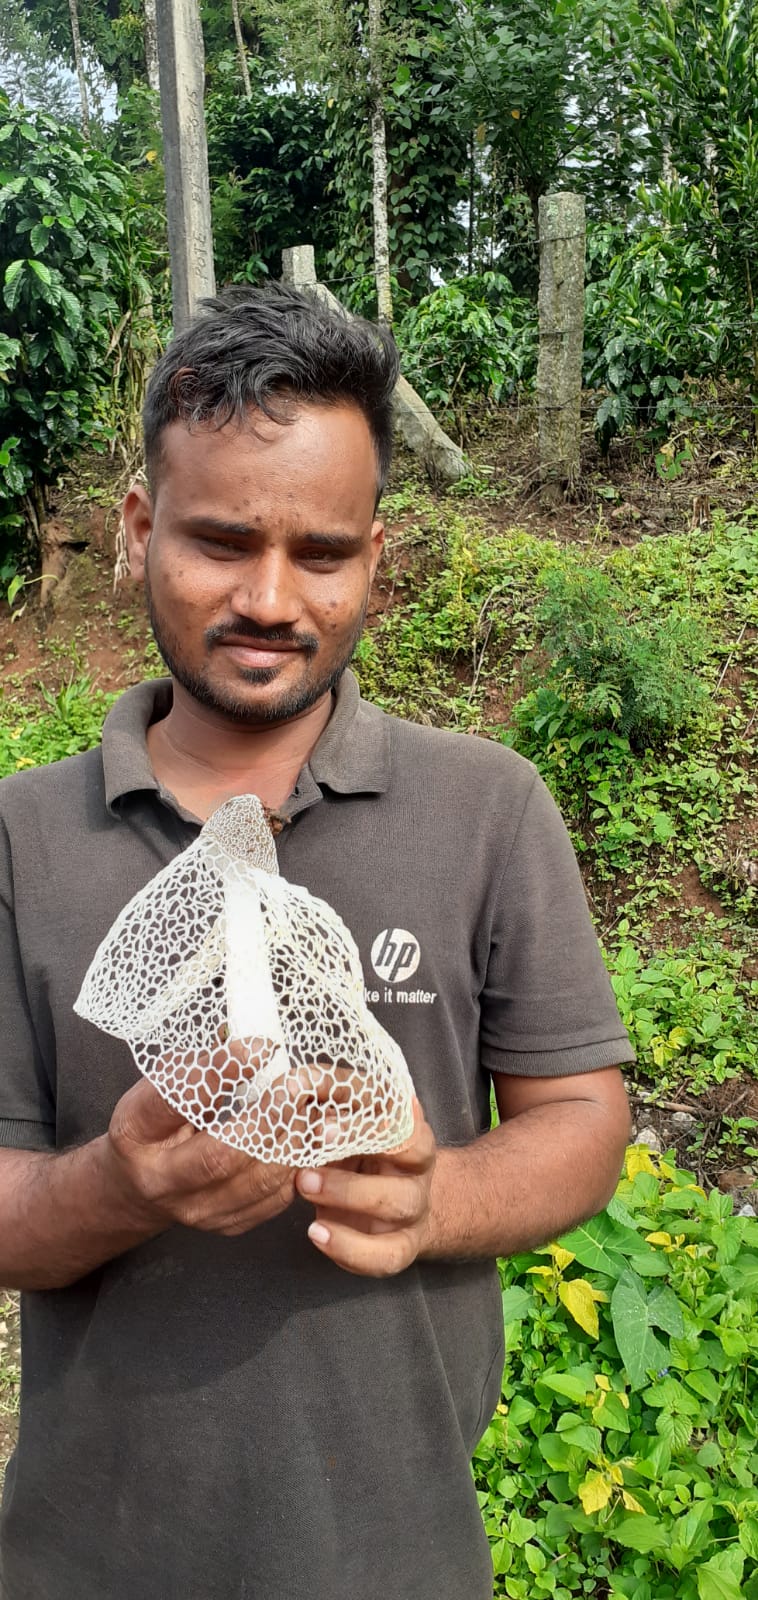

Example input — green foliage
[396,273,536,436]
[477,1150,758,1598]
[0,97,136,552]
[0,678,114,777]
[446,0,645,227]
[322,0,469,303]
[205,58,336,284]
[533,565,710,748]
[609,939,758,1093]
[584,229,733,451]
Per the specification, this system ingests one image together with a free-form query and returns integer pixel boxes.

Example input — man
[0,286,632,1600]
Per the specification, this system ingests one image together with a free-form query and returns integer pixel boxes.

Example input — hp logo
[371,928,421,984]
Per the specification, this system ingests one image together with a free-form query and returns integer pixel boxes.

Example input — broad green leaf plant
[476,1147,758,1599]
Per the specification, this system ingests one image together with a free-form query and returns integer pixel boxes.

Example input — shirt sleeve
[0,817,56,1149]
[480,770,635,1077]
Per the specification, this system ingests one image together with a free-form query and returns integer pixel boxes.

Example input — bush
[0,96,146,563]
[609,939,758,1093]
[533,566,710,749]
[396,272,537,436]
[477,1148,758,1598]
[583,224,734,451]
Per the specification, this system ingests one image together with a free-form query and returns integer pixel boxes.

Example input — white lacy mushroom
[74,795,415,1166]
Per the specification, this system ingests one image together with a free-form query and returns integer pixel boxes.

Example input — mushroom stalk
[224,872,283,1044]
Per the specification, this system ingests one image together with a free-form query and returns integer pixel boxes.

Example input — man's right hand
[106,1075,297,1238]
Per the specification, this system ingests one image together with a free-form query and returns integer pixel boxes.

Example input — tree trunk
[144,0,160,92]
[231,0,252,99]
[68,0,90,138]
[368,0,393,326]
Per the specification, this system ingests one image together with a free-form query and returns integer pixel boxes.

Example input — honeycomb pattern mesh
[74,795,415,1166]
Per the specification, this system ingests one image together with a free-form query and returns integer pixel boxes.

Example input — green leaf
[28,259,51,285]
[501,1286,532,1322]
[738,1518,758,1560]
[29,223,50,254]
[611,1271,669,1389]
[647,1287,685,1338]
[560,1213,638,1278]
[537,1370,593,1404]
[697,1548,745,1600]
[610,1515,670,1554]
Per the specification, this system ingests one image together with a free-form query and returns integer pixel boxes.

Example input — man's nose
[229,550,301,628]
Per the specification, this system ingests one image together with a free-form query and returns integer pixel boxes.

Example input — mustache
[205,621,319,653]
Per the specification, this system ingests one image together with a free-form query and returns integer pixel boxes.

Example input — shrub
[534,566,710,748]
[396,272,537,436]
[0,96,136,561]
[583,225,734,451]
[478,1148,758,1598]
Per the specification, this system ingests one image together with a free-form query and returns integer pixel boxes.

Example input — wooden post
[537,192,585,501]
[155,0,216,335]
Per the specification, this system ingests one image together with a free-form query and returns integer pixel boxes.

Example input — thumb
[111,1075,193,1149]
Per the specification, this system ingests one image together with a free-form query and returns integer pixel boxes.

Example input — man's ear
[369,518,385,583]
[122,482,154,582]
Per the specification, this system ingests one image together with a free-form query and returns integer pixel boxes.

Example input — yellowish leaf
[668,1027,689,1049]
[622,1491,645,1513]
[590,1287,610,1302]
[559,1278,599,1338]
[619,1392,630,1409]
[645,1231,672,1249]
[609,1464,624,1485]
[595,1374,611,1392]
[510,108,521,119]
[578,1471,612,1515]
[496,1403,508,1415]
[527,1266,553,1277]
[145,149,157,163]
[550,1245,576,1271]
[626,1146,658,1180]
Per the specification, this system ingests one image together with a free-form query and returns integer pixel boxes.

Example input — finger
[165,1126,292,1194]
[307,1217,418,1277]
[295,1167,426,1229]
[111,1077,192,1146]
[373,1101,436,1174]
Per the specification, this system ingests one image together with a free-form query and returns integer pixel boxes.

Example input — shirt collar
[101,669,391,815]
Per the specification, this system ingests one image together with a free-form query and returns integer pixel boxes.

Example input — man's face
[124,401,384,726]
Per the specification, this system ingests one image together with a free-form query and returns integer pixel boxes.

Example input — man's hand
[294,1100,436,1276]
[106,1074,297,1238]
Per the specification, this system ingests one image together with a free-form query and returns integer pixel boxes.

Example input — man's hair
[142,283,399,502]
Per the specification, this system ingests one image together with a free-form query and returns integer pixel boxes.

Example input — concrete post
[537,192,585,499]
[281,245,317,289]
[156,0,216,335]
[281,248,468,485]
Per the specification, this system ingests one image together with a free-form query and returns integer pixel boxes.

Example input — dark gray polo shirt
[0,672,633,1600]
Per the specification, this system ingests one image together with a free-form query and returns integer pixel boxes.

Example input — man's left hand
[295,1099,436,1277]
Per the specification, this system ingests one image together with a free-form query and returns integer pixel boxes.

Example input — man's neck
[146,681,335,820]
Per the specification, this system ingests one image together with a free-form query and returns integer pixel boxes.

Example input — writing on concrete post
[537,192,585,498]
[156,0,216,334]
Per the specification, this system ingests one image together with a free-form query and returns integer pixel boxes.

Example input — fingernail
[299,1171,322,1195]
[308,1222,330,1246]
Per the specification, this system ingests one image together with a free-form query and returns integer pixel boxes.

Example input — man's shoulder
[0,746,105,828]
[380,704,538,798]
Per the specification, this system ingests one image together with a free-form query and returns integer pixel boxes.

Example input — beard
[143,561,368,727]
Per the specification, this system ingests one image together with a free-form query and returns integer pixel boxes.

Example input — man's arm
[296,1068,631,1273]
[0,1077,297,1292]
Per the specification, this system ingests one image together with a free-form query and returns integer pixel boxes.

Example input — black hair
[142,283,399,502]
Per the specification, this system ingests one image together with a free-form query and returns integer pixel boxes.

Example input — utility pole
[155,0,216,334]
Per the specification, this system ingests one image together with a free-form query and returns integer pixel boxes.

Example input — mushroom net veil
[74,795,415,1166]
